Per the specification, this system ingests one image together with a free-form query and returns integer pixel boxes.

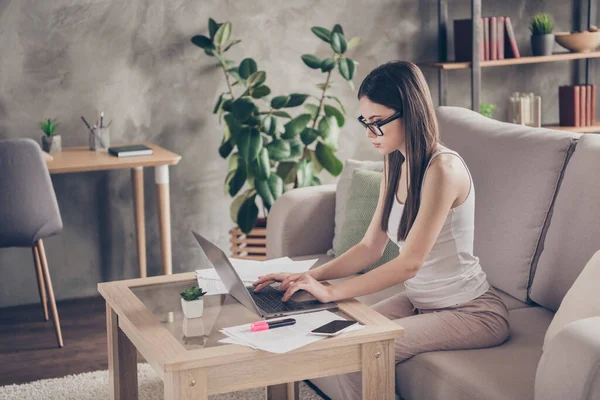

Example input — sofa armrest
[266,184,336,259]
[535,317,600,400]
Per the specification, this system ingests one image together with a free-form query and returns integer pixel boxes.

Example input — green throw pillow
[337,169,399,273]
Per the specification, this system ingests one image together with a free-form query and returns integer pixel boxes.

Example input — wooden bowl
[554,31,600,53]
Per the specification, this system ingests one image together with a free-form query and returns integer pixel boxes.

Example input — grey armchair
[0,138,64,347]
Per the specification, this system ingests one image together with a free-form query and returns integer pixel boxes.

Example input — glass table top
[132,280,260,351]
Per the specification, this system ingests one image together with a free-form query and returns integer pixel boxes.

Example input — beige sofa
[266,106,600,400]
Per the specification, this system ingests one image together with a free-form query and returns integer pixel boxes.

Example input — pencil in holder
[89,127,110,151]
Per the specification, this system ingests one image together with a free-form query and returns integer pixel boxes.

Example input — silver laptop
[192,231,338,319]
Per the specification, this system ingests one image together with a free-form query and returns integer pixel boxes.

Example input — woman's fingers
[279,274,300,291]
[253,273,282,286]
[282,281,309,302]
[252,280,276,292]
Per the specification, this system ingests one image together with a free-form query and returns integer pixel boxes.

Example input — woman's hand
[280,274,335,303]
[252,273,297,292]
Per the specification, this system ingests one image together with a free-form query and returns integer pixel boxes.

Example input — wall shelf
[428,51,600,70]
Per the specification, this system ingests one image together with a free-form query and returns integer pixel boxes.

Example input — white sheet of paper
[219,310,363,354]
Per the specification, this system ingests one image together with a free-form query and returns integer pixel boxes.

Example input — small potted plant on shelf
[40,118,61,152]
[530,13,554,56]
[180,285,207,319]
[480,102,497,119]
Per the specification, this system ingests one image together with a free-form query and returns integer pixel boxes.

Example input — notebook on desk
[108,144,153,157]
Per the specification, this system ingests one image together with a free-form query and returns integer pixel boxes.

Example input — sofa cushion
[338,169,399,273]
[396,307,553,400]
[529,134,600,311]
[436,106,578,302]
[330,159,383,257]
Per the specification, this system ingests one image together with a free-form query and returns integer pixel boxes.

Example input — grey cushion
[436,106,579,302]
[0,138,63,247]
[396,307,553,400]
[529,134,600,311]
[330,159,383,257]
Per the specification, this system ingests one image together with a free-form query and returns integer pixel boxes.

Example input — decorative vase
[182,317,206,337]
[531,34,555,56]
[41,135,62,153]
[181,297,204,319]
[229,217,267,261]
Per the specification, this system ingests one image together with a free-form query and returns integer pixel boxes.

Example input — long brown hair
[358,61,440,242]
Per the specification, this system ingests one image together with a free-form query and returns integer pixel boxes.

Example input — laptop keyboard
[247,285,305,313]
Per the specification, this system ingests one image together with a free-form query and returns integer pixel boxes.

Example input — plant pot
[531,34,555,56]
[230,217,267,261]
[182,317,205,337]
[181,297,204,319]
[41,135,62,153]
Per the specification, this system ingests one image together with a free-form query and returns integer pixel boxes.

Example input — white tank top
[387,149,490,309]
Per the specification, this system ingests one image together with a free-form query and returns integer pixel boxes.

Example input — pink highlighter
[250,318,296,332]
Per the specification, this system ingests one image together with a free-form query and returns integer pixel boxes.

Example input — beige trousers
[332,287,511,399]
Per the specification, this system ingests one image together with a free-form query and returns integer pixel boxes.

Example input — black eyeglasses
[357,111,403,136]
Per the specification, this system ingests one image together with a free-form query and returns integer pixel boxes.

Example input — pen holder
[89,127,110,151]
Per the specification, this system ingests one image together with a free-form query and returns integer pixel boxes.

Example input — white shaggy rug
[0,363,325,400]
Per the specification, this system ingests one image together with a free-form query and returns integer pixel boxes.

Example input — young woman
[253,61,510,398]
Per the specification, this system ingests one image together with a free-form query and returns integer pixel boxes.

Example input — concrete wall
[0,0,596,307]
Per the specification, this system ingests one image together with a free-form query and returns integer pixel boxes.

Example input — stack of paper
[196,257,319,295]
[218,310,364,353]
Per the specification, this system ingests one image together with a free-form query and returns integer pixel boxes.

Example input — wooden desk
[46,143,181,277]
[98,273,404,400]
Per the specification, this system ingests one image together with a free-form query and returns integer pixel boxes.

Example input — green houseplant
[180,285,207,319]
[40,118,61,152]
[191,19,360,234]
[480,102,497,119]
[530,13,554,56]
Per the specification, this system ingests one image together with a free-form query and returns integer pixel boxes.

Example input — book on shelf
[559,85,596,127]
[453,16,520,62]
[108,144,154,157]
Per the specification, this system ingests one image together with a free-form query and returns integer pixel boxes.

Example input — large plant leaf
[324,104,345,127]
[321,58,335,72]
[337,57,356,80]
[308,149,323,173]
[311,26,332,43]
[231,98,255,122]
[276,161,297,184]
[301,54,322,69]
[214,22,232,47]
[224,113,241,141]
[311,176,322,186]
[230,189,254,221]
[237,127,262,164]
[252,148,271,180]
[288,140,304,159]
[191,35,214,50]
[218,137,233,158]
[224,162,247,197]
[266,139,291,160]
[261,116,285,136]
[213,93,225,114]
[252,85,271,99]
[296,160,315,187]
[271,96,290,109]
[316,142,343,176]
[285,94,310,108]
[255,174,283,210]
[318,115,340,150]
[272,110,292,119]
[239,58,257,79]
[331,32,347,54]
[208,18,220,39]
[228,152,241,172]
[300,127,319,146]
[247,71,266,88]
[283,114,312,139]
[237,195,259,234]
[325,95,347,115]
[304,103,319,119]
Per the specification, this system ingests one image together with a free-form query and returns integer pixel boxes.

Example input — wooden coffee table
[98,272,404,400]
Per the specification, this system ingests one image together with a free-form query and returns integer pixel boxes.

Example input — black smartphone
[310,320,357,336]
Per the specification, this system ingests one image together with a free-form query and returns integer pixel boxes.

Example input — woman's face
[358,96,405,156]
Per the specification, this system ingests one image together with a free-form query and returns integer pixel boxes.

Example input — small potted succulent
[180,285,207,319]
[530,13,554,56]
[40,118,61,152]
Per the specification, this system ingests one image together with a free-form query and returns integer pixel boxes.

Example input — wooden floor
[0,296,108,386]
